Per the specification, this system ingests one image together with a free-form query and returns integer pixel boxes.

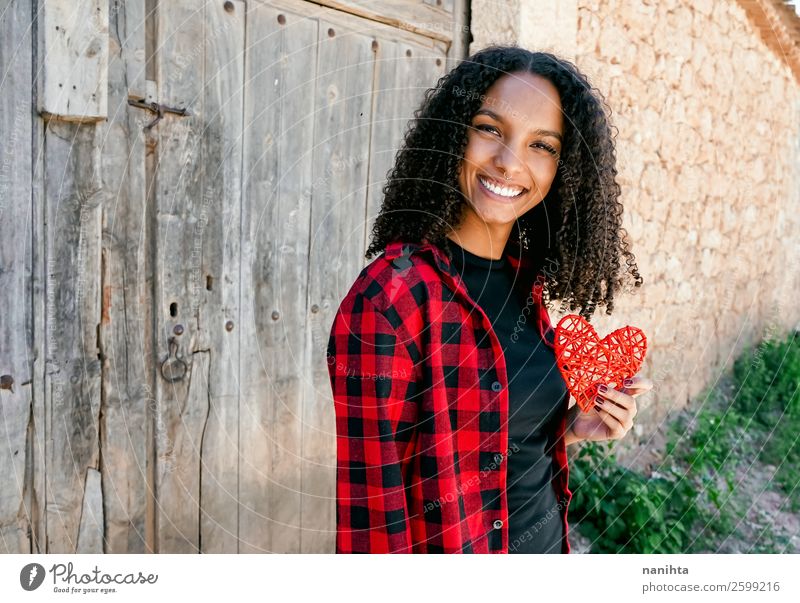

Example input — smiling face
[453,71,564,249]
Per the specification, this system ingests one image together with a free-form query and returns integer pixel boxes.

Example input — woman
[326,45,653,554]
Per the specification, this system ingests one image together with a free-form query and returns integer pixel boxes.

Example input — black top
[444,237,568,554]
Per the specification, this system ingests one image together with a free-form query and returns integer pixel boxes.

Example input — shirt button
[491,381,502,392]
[493,519,504,529]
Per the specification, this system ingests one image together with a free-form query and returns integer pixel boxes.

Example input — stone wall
[470,0,578,61]
[470,0,800,466]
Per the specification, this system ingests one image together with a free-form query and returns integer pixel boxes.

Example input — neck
[445,217,513,261]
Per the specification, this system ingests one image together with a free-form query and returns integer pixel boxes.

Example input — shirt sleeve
[326,291,420,553]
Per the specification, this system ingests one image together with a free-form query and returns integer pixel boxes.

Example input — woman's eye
[476,124,499,134]
[532,142,558,156]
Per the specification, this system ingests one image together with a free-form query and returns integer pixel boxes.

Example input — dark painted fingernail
[594,395,604,405]
[598,384,607,393]
[623,378,633,386]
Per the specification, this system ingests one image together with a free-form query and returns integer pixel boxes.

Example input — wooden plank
[97,0,151,553]
[152,0,245,553]
[239,3,318,553]
[156,344,210,554]
[292,0,454,44]
[75,467,103,552]
[302,16,376,553]
[40,119,104,552]
[29,0,48,555]
[449,0,470,64]
[198,0,244,553]
[363,37,447,260]
[37,0,108,120]
[0,0,34,554]
[256,0,451,51]
[142,0,157,552]
[115,0,147,99]
[152,0,208,553]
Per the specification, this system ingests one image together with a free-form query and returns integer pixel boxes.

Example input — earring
[521,227,530,251]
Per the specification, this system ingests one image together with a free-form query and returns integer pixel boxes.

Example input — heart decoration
[554,314,648,413]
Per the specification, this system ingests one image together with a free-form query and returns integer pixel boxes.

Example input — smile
[477,175,527,199]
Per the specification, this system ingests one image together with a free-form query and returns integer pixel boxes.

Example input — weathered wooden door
[1,0,463,553]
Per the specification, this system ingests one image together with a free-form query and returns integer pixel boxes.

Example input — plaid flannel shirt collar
[384,239,555,344]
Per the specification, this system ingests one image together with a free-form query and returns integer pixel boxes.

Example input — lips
[477,174,528,200]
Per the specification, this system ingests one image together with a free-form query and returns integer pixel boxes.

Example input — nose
[494,140,526,180]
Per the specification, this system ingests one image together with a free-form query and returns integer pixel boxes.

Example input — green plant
[666,389,748,516]
[733,331,800,424]
[569,330,800,552]
[732,331,800,511]
[569,442,701,553]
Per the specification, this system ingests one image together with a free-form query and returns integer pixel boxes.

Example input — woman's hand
[567,375,654,443]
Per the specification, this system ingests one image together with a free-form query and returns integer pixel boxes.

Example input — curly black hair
[364,45,643,320]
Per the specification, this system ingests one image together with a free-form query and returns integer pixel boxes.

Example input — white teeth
[478,175,524,197]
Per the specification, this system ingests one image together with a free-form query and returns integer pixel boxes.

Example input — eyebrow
[474,108,563,143]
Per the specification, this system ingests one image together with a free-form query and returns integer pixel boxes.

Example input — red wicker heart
[554,314,648,412]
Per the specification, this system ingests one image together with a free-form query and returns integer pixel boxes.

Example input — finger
[600,392,638,421]
[596,386,635,410]
[596,399,635,433]
[595,396,629,422]
[621,376,654,395]
[594,402,626,437]
[621,386,650,398]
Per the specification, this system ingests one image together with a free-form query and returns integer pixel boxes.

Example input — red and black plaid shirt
[327,239,573,553]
